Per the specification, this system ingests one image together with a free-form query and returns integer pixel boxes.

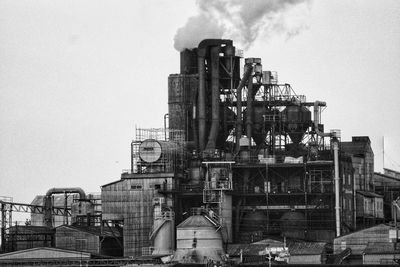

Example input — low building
[356,191,384,227]
[374,169,400,221]
[334,224,400,265]
[4,225,54,252]
[55,225,122,257]
[363,242,400,265]
[101,172,175,257]
[288,241,327,264]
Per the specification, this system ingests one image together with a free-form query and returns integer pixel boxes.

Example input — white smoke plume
[174,0,312,51]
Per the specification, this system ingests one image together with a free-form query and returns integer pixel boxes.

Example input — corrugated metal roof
[334,224,390,240]
[288,241,326,255]
[56,225,121,237]
[177,215,215,228]
[226,243,266,256]
[101,179,122,188]
[0,247,91,259]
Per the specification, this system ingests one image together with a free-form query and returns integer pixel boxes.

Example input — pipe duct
[44,187,87,227]
[197,54,206,151]
[333,141,340,237]
[235,64,253,153]
[313,101,332,137]
[205,46,221,152]
[246,70,254,148]
[197,39,233,152]
[45,187,86,199]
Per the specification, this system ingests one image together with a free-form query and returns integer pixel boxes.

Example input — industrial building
[374,168,400,221]
[98,39,380,262]
[0,38,396,265]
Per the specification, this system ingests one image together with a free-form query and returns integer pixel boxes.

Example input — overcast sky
[1,0,399,211]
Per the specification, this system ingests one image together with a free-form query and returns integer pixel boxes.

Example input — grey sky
[0,0,399,211]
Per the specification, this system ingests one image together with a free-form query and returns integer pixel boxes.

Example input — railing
[154,210,174,221]
[203,189,223,203]
[159,183,204,193]
[190,207,221,228]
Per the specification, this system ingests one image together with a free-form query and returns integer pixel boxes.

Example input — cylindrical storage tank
[168,74,198,142]
[139,139,178,163]
[280,211,306,239]
[151,205,175,256]
[281,106,312,144]
[173,215,225,263]
[243,106,278,146]
[241,211,268,233]
[152,219,174,255]
[240,211,267,243]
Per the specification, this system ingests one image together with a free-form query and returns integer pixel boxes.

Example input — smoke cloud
[174,0,312,51]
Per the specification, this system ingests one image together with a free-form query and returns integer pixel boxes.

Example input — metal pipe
[164,113,169,140]
[314,101,331,137]
[333,141,341,237]
[192,93,199,151]
[246,71,254,148]
[205,46,220,152]
[197,54,206,151]
[235,65,253,153]
[45,187,86,199]
[44,187,87,227]
[197,39,233,153]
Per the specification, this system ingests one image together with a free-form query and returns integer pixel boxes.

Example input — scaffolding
[131,127,187,174]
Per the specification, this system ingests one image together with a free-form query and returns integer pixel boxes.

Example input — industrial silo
[173,214,225,264]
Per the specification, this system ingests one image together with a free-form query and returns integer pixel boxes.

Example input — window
[131,185,142,190]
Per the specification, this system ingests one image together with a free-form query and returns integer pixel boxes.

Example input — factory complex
[1,39,400,266]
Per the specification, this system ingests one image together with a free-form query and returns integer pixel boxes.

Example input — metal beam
[0,200,71,216]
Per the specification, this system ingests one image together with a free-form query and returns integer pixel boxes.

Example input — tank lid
[139,139,162,163]
[177,215,215,228]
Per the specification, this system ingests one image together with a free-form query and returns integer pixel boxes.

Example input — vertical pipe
[333,141,341,237]
[395,201,398,244]
[235,65,253,153]
[163,113,168,140]
[205,46,220,152]
[198,54,206,152]
[246,73,254,148]
[1,203,5,252]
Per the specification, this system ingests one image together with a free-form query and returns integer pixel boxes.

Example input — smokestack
[180,49,198,74]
